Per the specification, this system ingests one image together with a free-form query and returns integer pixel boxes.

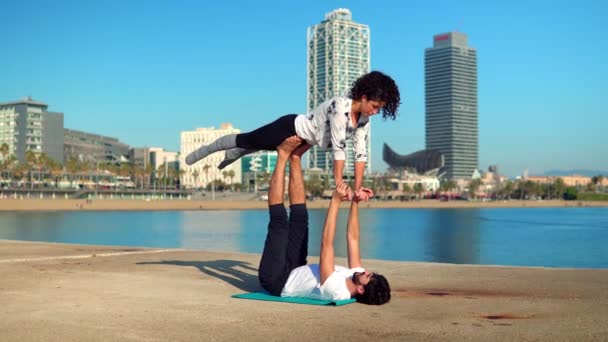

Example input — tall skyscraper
[0,97,64,163]
[306,8,371,177]
[425,32,478,179]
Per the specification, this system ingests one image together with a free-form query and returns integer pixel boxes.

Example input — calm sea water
[0,207,606,269]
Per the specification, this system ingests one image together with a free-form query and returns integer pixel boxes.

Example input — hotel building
[306,8,371,178]
[425,32,478,179]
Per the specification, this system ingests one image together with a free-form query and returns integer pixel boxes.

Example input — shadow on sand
[137,259,261,292]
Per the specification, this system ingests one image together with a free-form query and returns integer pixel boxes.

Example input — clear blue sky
[2,0,606,177]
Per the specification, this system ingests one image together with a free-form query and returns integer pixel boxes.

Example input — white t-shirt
[280,264,365,301]
[294,96,370,162]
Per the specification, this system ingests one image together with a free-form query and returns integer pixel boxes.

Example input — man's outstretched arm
[346,200,362,269]
[319,181,349,285]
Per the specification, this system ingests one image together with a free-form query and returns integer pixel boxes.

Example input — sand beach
[0,240,606,341]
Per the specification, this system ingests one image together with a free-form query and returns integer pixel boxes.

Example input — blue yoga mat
[232,292,356,306]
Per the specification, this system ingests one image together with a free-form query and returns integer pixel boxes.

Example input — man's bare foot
[277,135,303,157]
[291,142,311,160]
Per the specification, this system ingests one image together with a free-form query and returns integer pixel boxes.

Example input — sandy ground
[0,240,607,341]
[1,198,607,211]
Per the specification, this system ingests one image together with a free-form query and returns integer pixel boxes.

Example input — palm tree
[0,143,8,179]
[305,175,324,198]
[66,158,80,187]
[5,155,17,186]
[227,170,235,190]
[202,164,211,191]
[192,169,200,189]
[202,164,210,187]
[177,169,186,189]
[500,180,514,199]
[468,179,482,199]
[0,143,8,161]
[413,183,424,200]
[592,175,604,192]
[36,153,50,185]
[47,159,63,187]
[134,166,146,189]
[145,163,154,189]
[24,150,38,188]
[222,170,228,187]
[12,163,29,185]
[553,177,566,199]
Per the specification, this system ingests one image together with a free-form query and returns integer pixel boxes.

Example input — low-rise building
[180,123,242,189]
[64,128,130,164]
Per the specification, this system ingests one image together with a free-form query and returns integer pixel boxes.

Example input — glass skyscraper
[306,8,371,177]
[425,32,478,179]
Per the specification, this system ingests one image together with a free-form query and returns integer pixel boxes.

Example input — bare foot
[277,135,303,157]
[291,142,311,159]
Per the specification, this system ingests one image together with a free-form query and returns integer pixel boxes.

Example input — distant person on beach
[185,70,403,201]
[257,135,391,305]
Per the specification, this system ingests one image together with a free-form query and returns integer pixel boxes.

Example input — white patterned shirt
[294,96,370,162]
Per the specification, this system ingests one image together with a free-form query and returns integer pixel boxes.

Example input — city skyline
[2,1,606,177]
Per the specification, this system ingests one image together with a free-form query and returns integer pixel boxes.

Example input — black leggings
[236,114,298,150]
[258,204,309,296]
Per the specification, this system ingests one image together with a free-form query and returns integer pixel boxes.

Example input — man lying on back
[258,135,391,304]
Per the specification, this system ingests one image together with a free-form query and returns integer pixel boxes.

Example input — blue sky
[2,0,606,177]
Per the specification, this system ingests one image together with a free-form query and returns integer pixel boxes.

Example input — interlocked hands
[334,182,374,202]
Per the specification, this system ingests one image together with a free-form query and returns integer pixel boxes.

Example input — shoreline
[1,198,607,211]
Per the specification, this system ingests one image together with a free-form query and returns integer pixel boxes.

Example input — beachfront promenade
[1,239,607,341]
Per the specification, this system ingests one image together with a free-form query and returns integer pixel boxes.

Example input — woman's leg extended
[217,148,257,170]
[185,134,237,165]
[236,114,298,150]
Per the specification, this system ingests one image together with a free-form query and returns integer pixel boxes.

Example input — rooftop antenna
[455,19,463,33]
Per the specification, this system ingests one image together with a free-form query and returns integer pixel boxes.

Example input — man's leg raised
[286,142,312,269]
[258,136,302,295]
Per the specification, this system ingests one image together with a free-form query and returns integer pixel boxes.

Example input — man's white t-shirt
[294,96,370,163]
[280,264,365,301]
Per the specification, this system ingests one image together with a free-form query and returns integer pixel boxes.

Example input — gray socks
[185,134,237,165]
[218,148,257,170]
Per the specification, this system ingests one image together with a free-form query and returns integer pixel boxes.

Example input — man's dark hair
[355,274,391,305]
[348,71,401,120]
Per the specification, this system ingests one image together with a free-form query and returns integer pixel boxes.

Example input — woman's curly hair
[349,71,401,120]
[355,273,391,305]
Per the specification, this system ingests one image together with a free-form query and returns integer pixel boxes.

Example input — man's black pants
[258,203,309,296]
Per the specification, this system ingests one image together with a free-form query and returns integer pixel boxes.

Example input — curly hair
[355,273,391,305]
[348,71,401,120]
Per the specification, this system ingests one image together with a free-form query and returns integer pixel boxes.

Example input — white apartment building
[389,172,440,193]
[180,123,242,189]
[0,97,64,163]
[148,147,178,170]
